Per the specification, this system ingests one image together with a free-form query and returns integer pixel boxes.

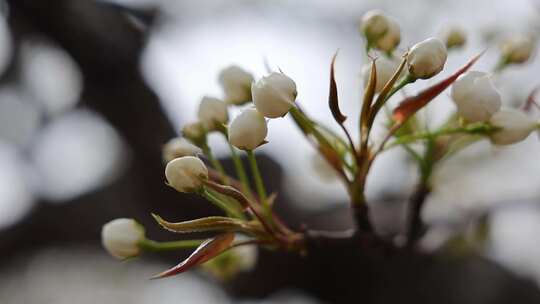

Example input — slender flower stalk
[227,141,252,196]
[201,142,229,185]
[138,239,205,252]
[201,188,244,219]
[384,123,496,150]
[246,150,268,206]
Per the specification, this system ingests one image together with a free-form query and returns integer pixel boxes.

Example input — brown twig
[405,182,431,249]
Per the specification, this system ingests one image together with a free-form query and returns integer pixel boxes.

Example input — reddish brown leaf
[392,52,484,124]
[360,58,377,135]
[329,52,347,124]
[151,233,235,279]
[523,86,540,112]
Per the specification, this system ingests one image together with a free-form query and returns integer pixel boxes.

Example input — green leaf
[360,58,377,137]
[152,214,261,234]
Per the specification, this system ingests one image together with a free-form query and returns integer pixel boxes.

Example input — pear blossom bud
[219,65,254,105]
[102,218,145,259]
[407,38,447,79]
[374,18,400,52]
[162,137,202,162]
[500,34,535,64]
[360,10,400,52]
[361,56,401,93]
[252,72,297,118]
[228,108,268,150]
[197,96,228,130]
[441,27,466,49]
[201,239,257,280]
[489,108,536,145]
[360,10,389,41]
[182,121,206,142]
[165,156,208,192]
[451,71,501,122]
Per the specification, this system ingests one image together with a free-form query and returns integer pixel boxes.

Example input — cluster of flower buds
[451,71,538,145]
[101,8,540,280]
[102,64,302,279]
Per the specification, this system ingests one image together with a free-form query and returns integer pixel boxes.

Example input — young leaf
[151,233,235,279]
[392,52,483,124]
[367,57,407,128]
[329,52,347,124]
[360,58,377,136]
[152,214,262,234]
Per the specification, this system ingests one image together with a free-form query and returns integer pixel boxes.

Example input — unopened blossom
[500,34,535,64]
[219,65,254,105]
[360,10,401,52]
[201,237,258,280]
[197,96,228,130]
[451,71,501,122]
[102,218,145,259]
[407,38,447,79]
[165,156,208,192]
[361,56,401,93]
[162,137,202,162]
[489,108,536,145]
[252,72,297,118]
[228,108,268,150]
[441,27,466,49]
[182,121,206,142]
[374,17,400,52]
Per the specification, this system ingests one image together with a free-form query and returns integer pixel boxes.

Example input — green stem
[227,142,251,195]
[202,188,243,218]
[246,150,267,205]
[385,74,416,102]
[138,239,204,252]
[493,56,510,73]
[385,123,496,150]
[201,142,229,185]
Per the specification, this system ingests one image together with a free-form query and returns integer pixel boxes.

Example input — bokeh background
[1,0,540,303]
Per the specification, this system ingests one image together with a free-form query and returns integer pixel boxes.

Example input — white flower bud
[197,96,228,130]
[451,71,501,122]
[360,10,401,52]
[500,34,535,64]
[201,239,257,280]
[360,10,389,41]
[489,108,536,145]
[102,218,145,259]
[361,56,401,93]
[182,121,206,142]
[165,156,208,192]
[440,27,466,49]
[252,72,297,118]
[374,18,400,52]
[162,137,202,162]
[407,38,447,79]
[228,108,268,150]
[219,65,254,105]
